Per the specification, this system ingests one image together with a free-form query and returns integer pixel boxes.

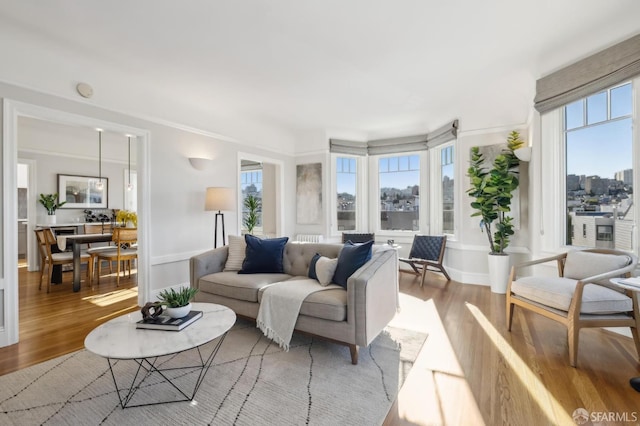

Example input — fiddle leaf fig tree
[467,130,524,254]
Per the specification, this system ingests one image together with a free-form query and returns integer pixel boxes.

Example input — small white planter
[166,303,192,319]
[488,253,510,294]
[45,214,56,225]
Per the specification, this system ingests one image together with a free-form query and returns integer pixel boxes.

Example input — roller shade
[329,119,458,156]
[329,139,368,155]
[426,119,459,148]
[535,33,640,113]
[367,134,428,155]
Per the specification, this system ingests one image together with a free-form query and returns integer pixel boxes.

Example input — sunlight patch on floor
[82,287,138,307]
[465,302,573,425]
[391,295,485,425]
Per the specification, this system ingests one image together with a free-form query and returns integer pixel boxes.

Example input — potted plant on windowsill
[157,286,199,318]
[467,130,524,293]
[39,193,66,224]
[243,194,261,234]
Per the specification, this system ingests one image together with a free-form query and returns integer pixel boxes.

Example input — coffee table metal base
[107,331,227,409]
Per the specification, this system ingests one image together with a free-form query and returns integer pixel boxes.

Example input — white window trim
[330,154,367,236]
[429,142,456,238]
[369,151,427,237]
[539,77,640,254]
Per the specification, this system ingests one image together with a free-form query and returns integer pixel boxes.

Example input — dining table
[58,233,113,292]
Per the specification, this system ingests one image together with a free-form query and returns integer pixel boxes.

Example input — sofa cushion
[240,235,289,274]
[258,283,347,322]
[511,275,632,314]
[308,253,321,280]
[283,243,342,276]
[316,256,338,286]
[333,240,374,288]
[308,253,338,286]
[224,235,246,271]
[199,271,292,302]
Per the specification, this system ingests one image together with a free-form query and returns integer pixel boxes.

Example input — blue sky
[566,118,632,178]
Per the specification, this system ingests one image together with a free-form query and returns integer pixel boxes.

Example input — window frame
[429,142,456,237]
[330,153,367,236]
[367,151,426,237]
[539,77,640,254]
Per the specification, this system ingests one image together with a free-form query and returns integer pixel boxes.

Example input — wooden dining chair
[96,227,138,286]
[34,228,91,293]
[84,223,116,284]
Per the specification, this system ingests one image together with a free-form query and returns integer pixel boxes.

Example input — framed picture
[57,174,108,209]
[296,163,322,224]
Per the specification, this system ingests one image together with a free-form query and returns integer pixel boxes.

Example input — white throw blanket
[257,279,341,351]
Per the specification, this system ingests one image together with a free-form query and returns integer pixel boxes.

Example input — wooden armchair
[507,248,640,367]
[399,235,450,286]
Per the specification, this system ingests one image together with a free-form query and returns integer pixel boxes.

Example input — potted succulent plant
[157,286,198,318]
[467,130,524,293]
[39,193,66,224]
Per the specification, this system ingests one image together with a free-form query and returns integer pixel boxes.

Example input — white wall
[0,81,296,296]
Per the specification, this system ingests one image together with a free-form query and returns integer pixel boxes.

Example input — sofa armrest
[189,246,229,290]
[348,248,398,347]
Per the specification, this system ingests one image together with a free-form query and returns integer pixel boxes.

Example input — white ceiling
[0,1,639,153]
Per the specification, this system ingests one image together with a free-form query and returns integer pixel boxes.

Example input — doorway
[1,99,150,348]
[238,153,284,238]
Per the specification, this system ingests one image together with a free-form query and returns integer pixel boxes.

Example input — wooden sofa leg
[349,345,359,365]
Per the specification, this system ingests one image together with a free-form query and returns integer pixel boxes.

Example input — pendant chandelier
[127,135,133,191]
[96,129,104,191]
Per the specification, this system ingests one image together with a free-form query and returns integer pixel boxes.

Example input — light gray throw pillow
[315,256,338,286]
[224,235,246,271]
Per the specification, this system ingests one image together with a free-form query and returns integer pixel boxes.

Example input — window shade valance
[534,33,640,113]
[329,119,458,156]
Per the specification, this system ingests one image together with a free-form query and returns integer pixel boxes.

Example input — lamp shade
[205,187,235,211]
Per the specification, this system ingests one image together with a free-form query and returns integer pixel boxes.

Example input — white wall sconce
[188,157,213,171]
[515,147,532,162]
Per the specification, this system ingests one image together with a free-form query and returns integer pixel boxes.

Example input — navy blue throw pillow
[308,253,321,280]
[332,240,374,288]
[239,234,289,274]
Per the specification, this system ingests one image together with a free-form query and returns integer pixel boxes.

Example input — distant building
[567,174,581,191]
[615,168,633,185]
[585,176,612,195]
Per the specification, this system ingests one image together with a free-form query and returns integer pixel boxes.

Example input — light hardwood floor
[384,271,640,425]
[0,261,139,375]
[3,263,640,425]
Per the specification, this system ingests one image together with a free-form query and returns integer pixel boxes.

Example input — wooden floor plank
[3,264,640,424]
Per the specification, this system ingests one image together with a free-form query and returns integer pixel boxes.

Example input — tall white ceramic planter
[46,214,56,225]
[488,253,510,294]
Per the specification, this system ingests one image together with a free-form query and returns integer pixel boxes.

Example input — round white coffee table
[85,302,236,408]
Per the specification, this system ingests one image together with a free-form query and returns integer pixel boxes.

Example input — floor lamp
[205,187,235,248]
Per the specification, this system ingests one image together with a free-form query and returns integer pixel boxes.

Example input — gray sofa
[189,242,399,364]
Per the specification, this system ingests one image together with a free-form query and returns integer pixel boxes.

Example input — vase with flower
[116,210,137,228]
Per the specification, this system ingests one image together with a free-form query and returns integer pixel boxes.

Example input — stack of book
[136,310,203,331]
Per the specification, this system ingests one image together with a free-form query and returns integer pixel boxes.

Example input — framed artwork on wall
[58,174,108,209]
[296,163,322,224]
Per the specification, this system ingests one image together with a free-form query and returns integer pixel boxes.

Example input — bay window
[378,154,420,231]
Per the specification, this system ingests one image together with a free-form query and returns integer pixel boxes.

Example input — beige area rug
[0,316,426,425]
